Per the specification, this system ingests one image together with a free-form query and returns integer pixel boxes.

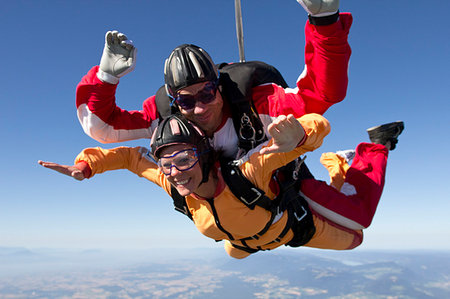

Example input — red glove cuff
[74,161,92,178]
[297,127,307,147]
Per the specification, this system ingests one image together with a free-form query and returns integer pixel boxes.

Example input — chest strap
[219,158,276,212]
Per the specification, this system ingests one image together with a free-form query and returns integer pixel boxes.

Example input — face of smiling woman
[158,144,204,197]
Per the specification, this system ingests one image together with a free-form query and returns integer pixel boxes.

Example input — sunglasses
[170,80,219,111]
[158,149,200,175]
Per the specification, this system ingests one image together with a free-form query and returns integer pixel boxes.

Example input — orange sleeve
[241,113,330,192]
[74,146,167,188]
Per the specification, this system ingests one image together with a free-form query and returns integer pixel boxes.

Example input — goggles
[170,79,219,111]
[158,149,200,175]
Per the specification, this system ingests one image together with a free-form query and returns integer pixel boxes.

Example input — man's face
[177,81,224,137]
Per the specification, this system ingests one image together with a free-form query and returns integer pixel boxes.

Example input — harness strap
[230,243,259,254]
[232,211,294,252]
[219,158,275,211]
[285,193,316,247]
[206,198,235,241]
[275,161,316,247]
[169,156,315,254]
[170,186,193,220]
[229,159,316,253]
[237,208,279,242]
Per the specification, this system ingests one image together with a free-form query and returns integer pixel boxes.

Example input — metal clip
[292,156,307,180]
[239,113,256,141]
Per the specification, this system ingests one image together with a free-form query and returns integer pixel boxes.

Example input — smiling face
[158,144,203,197]
[177,82,224,137]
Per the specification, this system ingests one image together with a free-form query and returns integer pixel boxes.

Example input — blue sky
[1,1,449,252]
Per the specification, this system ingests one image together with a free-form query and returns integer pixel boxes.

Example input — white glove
[297,0,339,17]
[97,30,137,84]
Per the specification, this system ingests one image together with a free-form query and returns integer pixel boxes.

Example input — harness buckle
[239,187,263,206]
[293,206,308,222]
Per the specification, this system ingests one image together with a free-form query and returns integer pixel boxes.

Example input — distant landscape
[1,247,449,298]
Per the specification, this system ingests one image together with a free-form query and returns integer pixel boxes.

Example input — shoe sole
[367,121,404,150]
[367,121,404,135]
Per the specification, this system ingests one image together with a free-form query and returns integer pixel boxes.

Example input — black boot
[367,121,404,151]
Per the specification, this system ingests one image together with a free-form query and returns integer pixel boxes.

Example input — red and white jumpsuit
[76,14,375,230]
[76,13,353,157]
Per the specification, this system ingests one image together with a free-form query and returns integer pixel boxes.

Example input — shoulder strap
[219,61,288,154]
[219,158,274,211]
[170,186,193,220]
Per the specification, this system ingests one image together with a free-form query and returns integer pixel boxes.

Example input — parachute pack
[156,60,288,153]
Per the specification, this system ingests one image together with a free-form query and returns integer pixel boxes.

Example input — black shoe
[367,121,404,151]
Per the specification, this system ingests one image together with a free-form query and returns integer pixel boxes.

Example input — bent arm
[259,114,306,155]
[296,12,353,114]
[76,66,160,143]
[294,113,330,153]
[253,13,352,118]
[241,113,330,189]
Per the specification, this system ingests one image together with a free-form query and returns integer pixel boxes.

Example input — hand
[260,114,305,155]
[38,160,85,181]
[296,0,339,16]
[98,30,137,84]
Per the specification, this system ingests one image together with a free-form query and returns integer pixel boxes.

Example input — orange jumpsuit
[75,114,363,259]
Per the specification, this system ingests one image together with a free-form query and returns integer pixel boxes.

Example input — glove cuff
[97,69,120,84]
[308,10,339,26]
[75,161,92,179]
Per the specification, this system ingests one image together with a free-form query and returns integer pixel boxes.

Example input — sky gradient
[1,0,449,252]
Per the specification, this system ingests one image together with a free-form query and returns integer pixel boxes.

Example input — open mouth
[175,178,190,186]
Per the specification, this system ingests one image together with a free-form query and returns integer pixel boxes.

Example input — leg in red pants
[300,142,389,229]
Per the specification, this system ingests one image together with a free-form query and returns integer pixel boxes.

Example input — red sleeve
[299,12,353,114]
[252,13,353,118]
[75,66,159,143]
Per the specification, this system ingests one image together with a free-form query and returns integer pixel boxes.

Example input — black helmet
[150,114,213,182]
[164,44,218,96]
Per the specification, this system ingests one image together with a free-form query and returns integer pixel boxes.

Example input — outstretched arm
[39,147,163,185]
[38,160,86,181]
[38,147,170,198]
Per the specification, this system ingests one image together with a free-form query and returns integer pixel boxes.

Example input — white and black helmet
[164,44,218,96]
